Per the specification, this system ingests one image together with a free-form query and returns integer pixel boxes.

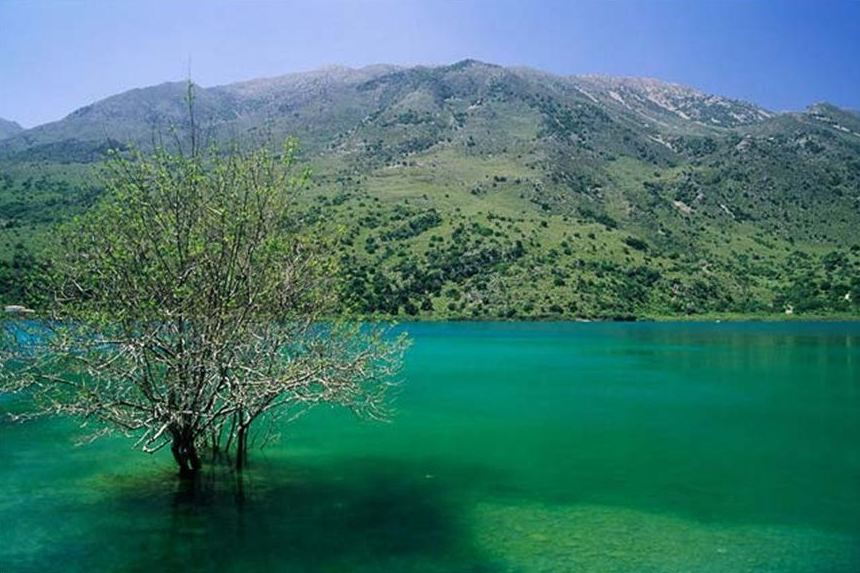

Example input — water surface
[2,322,859,572]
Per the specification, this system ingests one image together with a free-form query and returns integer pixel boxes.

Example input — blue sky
[1,0,858,127]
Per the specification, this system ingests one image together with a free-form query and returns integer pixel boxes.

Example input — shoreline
[345,313,860,324]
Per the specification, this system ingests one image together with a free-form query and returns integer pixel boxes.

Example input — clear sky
[1,0,858,128]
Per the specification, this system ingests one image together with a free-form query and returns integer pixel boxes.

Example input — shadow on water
[13,456,506,573]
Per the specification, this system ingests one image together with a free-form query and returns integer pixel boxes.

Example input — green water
[2,322,859,572]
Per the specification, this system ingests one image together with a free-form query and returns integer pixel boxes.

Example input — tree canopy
[0,138,407,476]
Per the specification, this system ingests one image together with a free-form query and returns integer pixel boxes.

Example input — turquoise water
[2,321,859,572]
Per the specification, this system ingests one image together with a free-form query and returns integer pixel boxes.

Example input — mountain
[0,61,779,159]
[0,118,22,140]
[1,60,859,319]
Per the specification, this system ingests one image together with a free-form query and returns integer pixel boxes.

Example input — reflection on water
[2,322,859,572]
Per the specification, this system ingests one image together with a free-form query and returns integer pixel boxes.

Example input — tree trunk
[171,431,202,478]
[235,426,248,471]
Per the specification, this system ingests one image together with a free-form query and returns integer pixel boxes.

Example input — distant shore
[347,312,860,323]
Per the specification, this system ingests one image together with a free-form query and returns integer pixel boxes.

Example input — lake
[2,321,859,572]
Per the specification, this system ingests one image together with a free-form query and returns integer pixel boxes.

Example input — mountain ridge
[0,118,22,140]
[4,59,846,165]
[4,60,848,136]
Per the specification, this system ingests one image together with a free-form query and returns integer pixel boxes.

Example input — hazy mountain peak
[0,117,23,140]
[446,58,501,70]
[222,64,401,98]
[805,101,859,119]
[803,102,860,136]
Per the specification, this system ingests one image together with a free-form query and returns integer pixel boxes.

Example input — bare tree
[0,138,407,477]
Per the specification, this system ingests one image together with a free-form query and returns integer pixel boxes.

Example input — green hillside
[2,60,859,319]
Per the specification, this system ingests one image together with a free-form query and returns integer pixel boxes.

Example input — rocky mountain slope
[1,60,858,318]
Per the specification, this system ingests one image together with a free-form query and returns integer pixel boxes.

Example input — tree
[0,138,407,477]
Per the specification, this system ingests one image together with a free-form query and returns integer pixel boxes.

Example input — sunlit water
[2,322,859,572]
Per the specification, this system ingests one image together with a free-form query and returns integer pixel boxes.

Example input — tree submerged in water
[0,138,407,477]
